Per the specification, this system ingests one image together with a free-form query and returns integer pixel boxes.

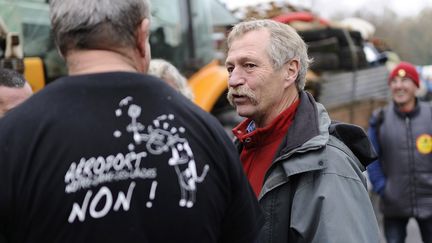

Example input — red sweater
[232,100,299,197]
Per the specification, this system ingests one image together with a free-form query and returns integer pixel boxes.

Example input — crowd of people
[0,0,430,242]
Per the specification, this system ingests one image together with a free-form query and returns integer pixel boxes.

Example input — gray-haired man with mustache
[225,19,380,243]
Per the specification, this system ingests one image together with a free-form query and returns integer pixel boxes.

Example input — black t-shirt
[0,72,263,243]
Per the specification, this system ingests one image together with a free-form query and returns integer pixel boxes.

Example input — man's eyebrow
[226,56,259,66]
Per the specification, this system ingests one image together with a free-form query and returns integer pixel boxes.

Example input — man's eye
[227,67,234,73]
[244,63,256,69]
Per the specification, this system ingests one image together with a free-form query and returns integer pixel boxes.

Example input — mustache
[227,86,258,106]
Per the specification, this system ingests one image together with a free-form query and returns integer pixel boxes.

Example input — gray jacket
[378,101,432,218]
[237,92,380,243]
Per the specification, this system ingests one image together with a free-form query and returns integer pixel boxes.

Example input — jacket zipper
[405,116,417,217]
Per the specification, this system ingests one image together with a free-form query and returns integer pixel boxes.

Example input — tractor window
[0,0,65,81]
[189,0,214,67]
[22,23,50,56]
[149,0,215,76]
[150,0,186,71]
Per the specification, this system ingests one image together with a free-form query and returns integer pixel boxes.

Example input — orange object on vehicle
[272,12,330,26]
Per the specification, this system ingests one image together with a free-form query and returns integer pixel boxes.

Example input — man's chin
[393,97,409,106]
[235,105,254,118]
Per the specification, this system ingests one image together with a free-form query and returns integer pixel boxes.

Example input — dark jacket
[367,100,432,218]
[237,92,380,243]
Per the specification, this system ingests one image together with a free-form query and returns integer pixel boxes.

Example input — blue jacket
[367,110,386,195]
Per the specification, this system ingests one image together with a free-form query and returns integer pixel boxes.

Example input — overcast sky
[220,0,431,18]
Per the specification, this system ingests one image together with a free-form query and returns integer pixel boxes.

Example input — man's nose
[228,68,245,87]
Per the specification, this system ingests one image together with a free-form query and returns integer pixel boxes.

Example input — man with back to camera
[0,0,263,242]
[0,68,32,118]
[225,19,381,242]
[367,62,432,243]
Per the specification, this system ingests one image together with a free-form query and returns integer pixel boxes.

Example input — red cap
[388,62,420,87]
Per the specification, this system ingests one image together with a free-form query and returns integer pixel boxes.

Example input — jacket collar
[234,91,331,161]
[275,91,325,158]
[391,98,420,119]
[257,92,332,200]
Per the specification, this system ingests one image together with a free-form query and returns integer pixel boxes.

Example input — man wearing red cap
[367,61,432,243]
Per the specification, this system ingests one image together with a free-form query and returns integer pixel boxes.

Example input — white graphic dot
[115,109,122,117]
[146,202,152,208]
[179,127,185,133]
[134,133,141,143]
[168,114,174,120]
[128,144,135,151]
[179,199,186,207]
[177,143,183,150]
[113,130,122,137]
[163,123,169,129]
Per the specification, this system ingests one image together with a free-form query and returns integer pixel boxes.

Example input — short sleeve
[217,137,264,243]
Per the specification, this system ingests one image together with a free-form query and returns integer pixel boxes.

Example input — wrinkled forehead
[226,30,272,63]
[228,27,270,47]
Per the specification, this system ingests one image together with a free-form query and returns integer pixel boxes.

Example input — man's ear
[136,18,150,58]
[283,59,299,88]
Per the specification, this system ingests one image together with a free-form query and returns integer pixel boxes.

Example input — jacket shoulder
[369,106,387,126]
[321,136,367,182]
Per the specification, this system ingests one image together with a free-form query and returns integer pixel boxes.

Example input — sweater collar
[232,99,300,148]
[392,98,420,118]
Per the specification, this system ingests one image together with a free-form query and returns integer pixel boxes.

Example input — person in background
[148,59,194,100]
[367,61,432,243]
[0,0,263,242]
[225,19,381,242]
[0,68,32,118]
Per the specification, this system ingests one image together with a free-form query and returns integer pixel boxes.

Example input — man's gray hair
[0,68,27,88]
[148,59,194,101]
[227,19,311,90]
[50,0,151,56]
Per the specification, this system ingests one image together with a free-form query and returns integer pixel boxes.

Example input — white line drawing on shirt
[146,180,158,208]
[169,142,209,207]
[114,96,210,208]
